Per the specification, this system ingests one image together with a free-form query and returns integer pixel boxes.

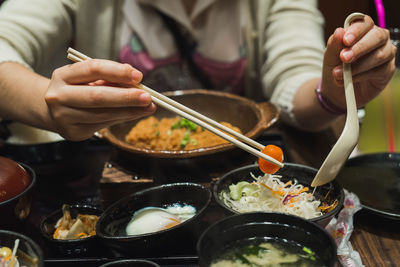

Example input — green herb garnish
[190,139,198,146]
[302,246,316,261]
[180,131,191,148]
[155,130,160,137]
[171,118,198,131]
[242,245,267,256]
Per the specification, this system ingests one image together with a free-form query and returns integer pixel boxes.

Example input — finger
[67,115,152,141]
[342,15,374,46]
[350,39,396,76]
[352,57,396,86]
[53,104,157,125]
[324,28,346,68]
[89,79,132,87]
[45,85,154,108]
[55,59,143,85]
[341,26,390,63]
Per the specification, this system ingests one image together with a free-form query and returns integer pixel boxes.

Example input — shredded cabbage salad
[220,173,333,219]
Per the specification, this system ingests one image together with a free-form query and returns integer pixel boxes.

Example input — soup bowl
[0,230,44,267]
[0,156,36,228]
[213,163,344,227]
[96,183,212,256]
[40,204,103,256]
[197,212,337,267]
[97,89,279,158]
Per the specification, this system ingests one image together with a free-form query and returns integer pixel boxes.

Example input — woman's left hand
[321,14,397,110]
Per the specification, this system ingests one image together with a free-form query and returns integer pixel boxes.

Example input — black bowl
[0,230,44,267]
[99,259,160,267]
[40,204,103,256]
[213,163,344,227]
[0,161,36,229]
[197,212,337,267]
[96,183,212,256]
[336,152,400,219]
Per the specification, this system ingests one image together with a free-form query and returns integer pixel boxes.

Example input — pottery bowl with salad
[213,163,344,227]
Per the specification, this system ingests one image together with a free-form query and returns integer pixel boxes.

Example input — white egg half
[125,208,182,236]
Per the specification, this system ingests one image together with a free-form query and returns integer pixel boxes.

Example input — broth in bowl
[211,238,322,267]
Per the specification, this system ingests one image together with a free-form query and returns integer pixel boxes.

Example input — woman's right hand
[45,59,156,141]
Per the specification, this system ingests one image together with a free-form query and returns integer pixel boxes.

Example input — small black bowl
[197,212,337,267]
[213,163,344,227]
[99,259,160,267]
[0,230,44,267]
[96,183,212,256]
[0,161,36,229]
[40,204,103,256]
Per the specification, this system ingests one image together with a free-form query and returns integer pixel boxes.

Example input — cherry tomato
[258,145,284,174]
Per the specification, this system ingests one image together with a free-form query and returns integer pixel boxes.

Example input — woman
[0,0,396,141]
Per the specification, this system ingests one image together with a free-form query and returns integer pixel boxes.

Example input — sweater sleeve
[0,0,77,71]
[260,0,325,125]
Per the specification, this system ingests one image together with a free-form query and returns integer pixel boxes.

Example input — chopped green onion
[171,118,198,131]
[155,130,160,137]
[302,247,313,254]
[190,139,198,146]
[180,131,191,148]
[302,247,316,261]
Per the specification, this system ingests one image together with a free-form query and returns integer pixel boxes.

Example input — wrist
[315,80,346,115]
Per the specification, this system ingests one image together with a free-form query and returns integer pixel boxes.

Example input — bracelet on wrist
[315,81,346,115]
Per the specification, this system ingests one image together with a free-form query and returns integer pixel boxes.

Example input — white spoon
[311,12,364,187]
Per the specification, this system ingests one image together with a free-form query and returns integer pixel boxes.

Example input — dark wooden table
[274,121,400,267]
[2,119,399,266]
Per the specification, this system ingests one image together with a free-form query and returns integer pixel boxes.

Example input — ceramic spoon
[311,12,364,187]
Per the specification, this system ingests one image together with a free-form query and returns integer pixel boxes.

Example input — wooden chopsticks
[66,47,284,168]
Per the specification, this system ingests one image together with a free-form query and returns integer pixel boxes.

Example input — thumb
[323,28,346,69]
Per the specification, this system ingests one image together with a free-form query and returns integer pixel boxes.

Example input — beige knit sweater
[0,0,325,125]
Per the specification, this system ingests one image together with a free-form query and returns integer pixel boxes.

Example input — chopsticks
[67,47,283,168]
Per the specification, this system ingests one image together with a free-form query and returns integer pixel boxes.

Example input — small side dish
[0,238,39,267]
[52,204,99,240]
[220,172,338,219]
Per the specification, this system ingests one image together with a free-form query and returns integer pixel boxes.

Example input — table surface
[275,121,400,267]
[1,120,399,267]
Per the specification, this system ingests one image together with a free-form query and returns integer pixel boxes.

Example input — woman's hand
[321,15,396,110]
[45,59,156,141]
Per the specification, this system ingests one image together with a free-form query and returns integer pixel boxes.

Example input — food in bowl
[210,240,320,267]
[214,163,344,227]
[220,172,338,219]
[0,230,44,267]
[52,204,99,240]
[125,116,242,150]
[197,212,337,267]
[126,204,196,235]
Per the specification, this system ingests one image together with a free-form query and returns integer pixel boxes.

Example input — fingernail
[132,70,143,83]
[145,103,156,113]
[139,92,151,103]
[333,67,343,79]
[344,33,355,45]
[342,50,354,62]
